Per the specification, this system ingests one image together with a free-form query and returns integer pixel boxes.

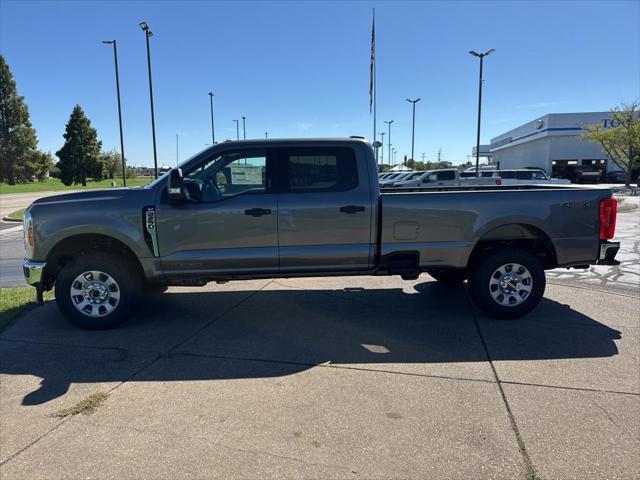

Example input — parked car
[602,171,627,183]
[569,166,602,184]
[393,168,501,188]
[490,169,570,185]
[379,170,414,187]
[23,138,619,329]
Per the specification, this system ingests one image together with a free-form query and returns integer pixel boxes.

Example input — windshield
[144,147,216,189]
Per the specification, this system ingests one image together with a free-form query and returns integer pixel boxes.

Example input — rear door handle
[339,205,366,214]
[244,208,272,217]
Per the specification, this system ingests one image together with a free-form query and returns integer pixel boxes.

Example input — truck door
[277,146,374,271]
[155,148,279,275]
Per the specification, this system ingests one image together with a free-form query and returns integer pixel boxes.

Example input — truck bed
[379,184,611,269]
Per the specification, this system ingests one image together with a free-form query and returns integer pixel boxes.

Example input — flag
[369,10,375,114]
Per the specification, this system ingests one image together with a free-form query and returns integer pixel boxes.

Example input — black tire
[55,252,140,330]
[429,269,467,284]
[468,247,545,319]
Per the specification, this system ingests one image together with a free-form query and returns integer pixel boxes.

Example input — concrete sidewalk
[1,277,638,479]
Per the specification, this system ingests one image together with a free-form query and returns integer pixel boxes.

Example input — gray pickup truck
[23,138,620,329]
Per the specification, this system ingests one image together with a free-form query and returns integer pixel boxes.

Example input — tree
[100,150,123,179]
[0,55,38,184]
[15,150,53,181]
[56,105,103,186]
[580,101,640,187]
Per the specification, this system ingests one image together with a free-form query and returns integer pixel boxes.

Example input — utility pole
[406,98,421,162]
[421,153,426,162]
[139,21,158,179]
[438,148,442,163]
[379,132,386,163]
[265,132,268,139]
[208,92,215,144]
[384,120,394,167]
[176,133,179,166]
[242,116,246,140]
[469,48,495,176]
[233,120,239,140]
[101,40,127,186]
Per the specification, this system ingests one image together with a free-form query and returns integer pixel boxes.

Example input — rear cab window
[284,147,358,193]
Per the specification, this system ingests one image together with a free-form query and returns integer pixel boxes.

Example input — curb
[2,216,23,223]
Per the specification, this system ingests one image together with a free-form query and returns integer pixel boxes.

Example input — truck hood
[29,188,148,208]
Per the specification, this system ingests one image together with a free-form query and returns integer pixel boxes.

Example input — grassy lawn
[5,208,26,220]
[0,177,153,194]
[0,287,54,333]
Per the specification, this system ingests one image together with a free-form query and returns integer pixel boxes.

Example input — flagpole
[372,9,378,167]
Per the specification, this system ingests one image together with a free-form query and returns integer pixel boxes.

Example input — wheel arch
[43,233,145,289]
[467,223,558,270]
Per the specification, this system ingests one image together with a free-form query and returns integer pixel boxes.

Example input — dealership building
[488,112,623,177]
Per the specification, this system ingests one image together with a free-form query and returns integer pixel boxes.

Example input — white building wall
[489,112,622,173]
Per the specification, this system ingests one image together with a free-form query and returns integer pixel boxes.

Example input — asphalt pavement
[0,188,638,478]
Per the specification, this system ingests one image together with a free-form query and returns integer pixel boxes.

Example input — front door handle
[340,205,366,214]
[244,208,272,217]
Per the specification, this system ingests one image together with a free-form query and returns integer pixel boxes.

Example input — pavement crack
[592,401,621,429]
[88,420,358,474]
[464,292,541,480]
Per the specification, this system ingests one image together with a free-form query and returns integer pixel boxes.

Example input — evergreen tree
[0,55,38,184]
[56,105,103,186]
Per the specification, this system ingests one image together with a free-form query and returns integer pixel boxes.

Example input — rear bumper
[23,260,46,286]
[597,241,620,265]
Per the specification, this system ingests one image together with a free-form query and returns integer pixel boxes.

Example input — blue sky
[1,0,638,167]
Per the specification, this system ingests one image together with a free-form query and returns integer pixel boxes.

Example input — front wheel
[468,247,545,319]
[55,252,139,329]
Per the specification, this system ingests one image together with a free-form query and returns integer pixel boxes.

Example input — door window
[184,149,268,202]
[436,170,456,181]
[285,147,358,192]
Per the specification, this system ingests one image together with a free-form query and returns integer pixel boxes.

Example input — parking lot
[1,211,639,479]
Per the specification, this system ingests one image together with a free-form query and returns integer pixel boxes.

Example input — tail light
[599,198,617,240]
[495,178,502,185]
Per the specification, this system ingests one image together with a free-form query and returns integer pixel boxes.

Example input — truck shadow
[0,282,623,405]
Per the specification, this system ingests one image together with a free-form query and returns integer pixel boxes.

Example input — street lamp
[102,40,126,186]
[406,98,421,162]
[139,21,158,178]
[379,132,386,163]
[233,120,239,140]
[208,92,215,144]
[469,48,495,176]
[384,120,394,166]
[265,132,268,139]
[242,116,246,140]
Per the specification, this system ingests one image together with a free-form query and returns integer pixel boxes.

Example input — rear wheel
[429,270,467,284]
[55,252,139,329]
[468,247,545,319]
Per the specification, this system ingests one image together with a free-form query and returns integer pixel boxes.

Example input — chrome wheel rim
[70,270,120,317]
[488,263,532,307]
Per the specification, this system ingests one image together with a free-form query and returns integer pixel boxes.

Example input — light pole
[101,40,126,186]
[242,116,246,140]
[176,133,179,166]
[379,132,386,163]
[233,120,239,140]
[265,132,268,139]
[469,48,495,176]
[384,120,393,167]
[208,92,215,144]
[139,21,158,179]
[406,98,421,162]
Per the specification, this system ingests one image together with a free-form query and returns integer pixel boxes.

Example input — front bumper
[597,241,620,266]
[23,260,46,286]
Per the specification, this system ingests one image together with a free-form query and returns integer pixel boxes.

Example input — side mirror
[168,168,185,203]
